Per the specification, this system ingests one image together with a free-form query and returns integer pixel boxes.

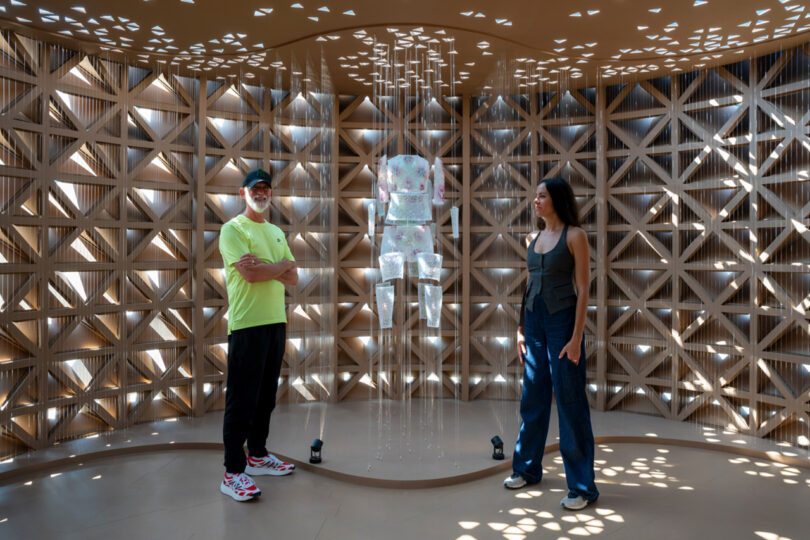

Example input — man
[218,168,299,501]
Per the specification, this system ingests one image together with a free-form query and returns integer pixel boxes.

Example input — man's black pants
[222,323,286,474]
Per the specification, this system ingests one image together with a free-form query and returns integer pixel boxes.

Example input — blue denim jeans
[513,296,598,501]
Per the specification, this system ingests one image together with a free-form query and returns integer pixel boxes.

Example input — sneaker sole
[245,465,295,476]
[220,482,261,502]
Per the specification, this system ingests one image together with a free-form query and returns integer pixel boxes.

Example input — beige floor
[1,401,808,539]
[0,441,807,540]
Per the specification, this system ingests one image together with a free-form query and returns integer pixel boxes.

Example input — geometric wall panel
[1,30,808,457]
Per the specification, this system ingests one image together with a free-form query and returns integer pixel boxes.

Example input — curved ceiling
[1,0,809,93]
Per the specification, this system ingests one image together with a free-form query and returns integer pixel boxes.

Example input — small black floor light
[491,435,505,460]
[310,438,323,464]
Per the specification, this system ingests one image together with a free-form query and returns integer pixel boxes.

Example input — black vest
[522,225,577,319]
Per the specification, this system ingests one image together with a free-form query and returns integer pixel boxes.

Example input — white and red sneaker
[245,454,296,476]
[220,472,261,501]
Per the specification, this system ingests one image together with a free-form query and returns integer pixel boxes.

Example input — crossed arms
[232,254,299,286]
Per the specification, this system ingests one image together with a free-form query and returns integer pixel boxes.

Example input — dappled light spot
[473,443,803,539]
[490,490,628,539]
[516,518,537,532]
[754,533,793,540]
[726,456,810,487]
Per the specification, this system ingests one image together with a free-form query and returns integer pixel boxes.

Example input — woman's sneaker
[503,473,527,489]
[560,491,596,510]
[220,472,261,502]
[245,454,296,476]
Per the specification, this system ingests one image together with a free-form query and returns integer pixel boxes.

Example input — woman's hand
[559,336,582,365]
[516,327,527,365]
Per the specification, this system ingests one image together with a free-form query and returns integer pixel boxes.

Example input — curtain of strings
[272,51,335,436]
[0,34,47,459]
[125,57,186,433]
[364,31,462,467]
[477,59,523,443]
[759,45,810,453]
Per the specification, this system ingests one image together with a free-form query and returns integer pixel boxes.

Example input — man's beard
[246,197,270,213]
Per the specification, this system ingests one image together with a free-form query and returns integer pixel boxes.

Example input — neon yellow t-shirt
[219,214,294,333]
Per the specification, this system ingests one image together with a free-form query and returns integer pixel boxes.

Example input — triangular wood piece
[764,48,810,91]
[685,70,740,104]
[475,97,521,123]
[684,233,740,264]
[548,90,592,117]
[614,83,662,112]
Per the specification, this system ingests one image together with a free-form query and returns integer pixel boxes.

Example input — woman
[503,177,599,511]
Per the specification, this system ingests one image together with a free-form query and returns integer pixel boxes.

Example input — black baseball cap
[242,169,272,189]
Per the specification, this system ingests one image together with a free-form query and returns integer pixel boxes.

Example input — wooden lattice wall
[0,33,337,457]
[1,30,808,457]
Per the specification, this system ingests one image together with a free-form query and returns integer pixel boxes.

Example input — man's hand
[234,253,260,270]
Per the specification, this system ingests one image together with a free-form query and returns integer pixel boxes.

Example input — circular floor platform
[1,400,808,539]
[1,440,807,540]
[2,400,808,485]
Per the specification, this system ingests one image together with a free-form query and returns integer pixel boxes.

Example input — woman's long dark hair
[537,177,580,230]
